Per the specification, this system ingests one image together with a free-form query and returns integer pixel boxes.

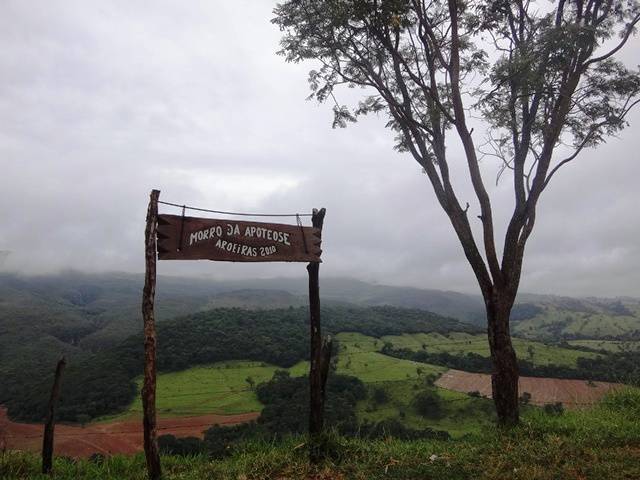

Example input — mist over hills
[1,272,487,348]
[1,271,638,355]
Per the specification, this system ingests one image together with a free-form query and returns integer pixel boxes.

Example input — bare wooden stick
[142,189,161,480]
[307,207,330,463]
[42,356,66,474]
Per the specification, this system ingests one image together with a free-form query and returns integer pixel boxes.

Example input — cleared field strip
[380,332,599,366]
[335,332,446,382]
[568,339,640,353]
[435,369,622,408]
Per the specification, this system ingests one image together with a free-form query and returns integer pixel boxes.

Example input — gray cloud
[1,1,638,297]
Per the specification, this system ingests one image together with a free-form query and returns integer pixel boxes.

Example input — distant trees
[75,414,91,428]
[2,305,474,423]
[383,343,640,385]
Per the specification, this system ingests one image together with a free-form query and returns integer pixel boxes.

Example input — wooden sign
[157,214,322,262]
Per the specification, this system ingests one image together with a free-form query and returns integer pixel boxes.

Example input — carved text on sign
[157,214,322,263]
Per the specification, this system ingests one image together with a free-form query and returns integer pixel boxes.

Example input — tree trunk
[486,294,519,426]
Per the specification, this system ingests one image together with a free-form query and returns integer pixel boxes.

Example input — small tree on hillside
[273,0,640,425]
[413,389,444,418]
[245,376,256,391]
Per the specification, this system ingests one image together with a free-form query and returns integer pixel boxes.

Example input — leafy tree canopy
[273,0,640,425]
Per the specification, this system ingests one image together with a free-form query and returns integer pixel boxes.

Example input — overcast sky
[1,1,639,297]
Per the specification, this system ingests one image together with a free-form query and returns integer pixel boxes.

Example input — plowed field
[0,407,258,457]
[435,369,622,407]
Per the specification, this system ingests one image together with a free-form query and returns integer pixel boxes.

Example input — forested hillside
[2,272,639,426]
[0,305,476,422]
[2,273,638,346]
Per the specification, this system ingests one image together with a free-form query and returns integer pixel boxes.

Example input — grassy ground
[4,388,640,480]
[335,332,445,382]
[102,360,309,421]
[105,333,447,422]
[336,333,493,436]
[356,379,497,437]
[512,306,640,340]
[100,331,587,434]
[568,339,640,353]
[380,332,599,366]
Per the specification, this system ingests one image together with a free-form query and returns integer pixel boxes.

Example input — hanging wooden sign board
[142,191,328,480]
[156,214,322,263]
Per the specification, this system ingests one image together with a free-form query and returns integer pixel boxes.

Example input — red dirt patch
[0,407,259,457]
[435,369,622,407]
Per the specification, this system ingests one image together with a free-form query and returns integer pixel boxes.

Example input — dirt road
[0,408,259,457]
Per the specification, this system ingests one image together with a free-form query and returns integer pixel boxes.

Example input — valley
[1,272,639,462]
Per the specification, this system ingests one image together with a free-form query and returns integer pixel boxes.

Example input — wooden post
[307,208,331,463]
[142,189,161,480]
[42,356,66,475]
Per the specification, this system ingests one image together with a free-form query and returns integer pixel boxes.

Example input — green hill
[2,272,639,431]
[2,272,639,356]
[512,301,640,340]
[0,304,476,423]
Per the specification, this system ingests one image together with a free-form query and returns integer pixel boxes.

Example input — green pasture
[334,332,445,382]
[356,378,497,437]
[334,333,493,436]
[102,330,604,429]
[106,332,450,423]
[568,339,640,353]
[380,331,599,366]
[512,306,640,339]
[103,360,309,421]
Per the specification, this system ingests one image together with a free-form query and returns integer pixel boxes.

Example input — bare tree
[273,0,640,425]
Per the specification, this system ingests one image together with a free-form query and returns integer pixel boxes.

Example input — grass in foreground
[4,388,639,480]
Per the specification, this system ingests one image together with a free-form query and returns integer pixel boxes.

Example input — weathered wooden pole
[142,189,161,480]
[42,356,66,474]
[307,207,331,463]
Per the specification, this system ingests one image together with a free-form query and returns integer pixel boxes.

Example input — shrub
[371,387,389,405]
[543,402,565,416]
[158,435,205,456]
[204,423,258,459]
[519,392,532,405]
[412,390,444,419]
